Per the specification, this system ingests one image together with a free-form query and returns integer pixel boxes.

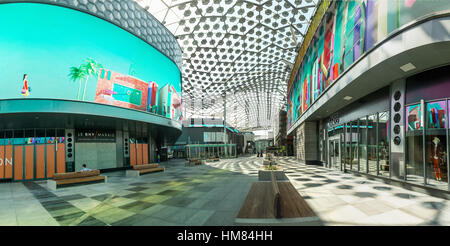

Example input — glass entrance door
[329,139,341,169]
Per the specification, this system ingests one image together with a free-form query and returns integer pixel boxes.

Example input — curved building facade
[287,0,450,194]
[0,1,183,181]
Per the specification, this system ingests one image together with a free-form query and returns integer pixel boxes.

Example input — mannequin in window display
[432,137,442,181]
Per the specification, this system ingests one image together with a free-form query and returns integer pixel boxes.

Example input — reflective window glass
[406,104,424,184]
[406,103,422,131]
[379,111,390,177]
[359,116,367,173]
[367,114,377,175]
[351,121,358,171]
[425,101,448,189]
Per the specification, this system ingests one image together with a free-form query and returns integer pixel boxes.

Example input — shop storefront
[403,65,450,190]
[0,1,183,181]
[320,66,450,192]
[0,121,160,182]
[0,129,66,181]
[322,87,390,175]
[285,0,450,195]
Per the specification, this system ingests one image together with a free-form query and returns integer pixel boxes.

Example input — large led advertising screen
[0,3,182,122]
[287,0,450,129]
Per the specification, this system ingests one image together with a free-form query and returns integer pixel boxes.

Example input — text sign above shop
[76,130,116,142]
[327,113,340,127]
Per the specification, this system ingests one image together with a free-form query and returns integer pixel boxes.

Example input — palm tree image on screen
[68,65,86,100]
[68,58,103,101]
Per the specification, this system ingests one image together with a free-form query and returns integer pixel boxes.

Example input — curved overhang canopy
[0,99,182,131]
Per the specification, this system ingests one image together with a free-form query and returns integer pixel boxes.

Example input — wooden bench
[47,170,106,190]
[185,158,203,166]
[206,157,220,162]
[235,172,321,226]
[126,164,164,177]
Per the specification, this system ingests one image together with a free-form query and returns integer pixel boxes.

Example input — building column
[295,121,320,165]
[116,129,124,167]
[390,79,406,180]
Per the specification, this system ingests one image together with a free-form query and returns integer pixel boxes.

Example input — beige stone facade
[295,122,318,163]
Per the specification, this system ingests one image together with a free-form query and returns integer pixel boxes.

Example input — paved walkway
[209,157,450,225]
[0,156,448,226]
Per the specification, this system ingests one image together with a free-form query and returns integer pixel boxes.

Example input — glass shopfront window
[351,120,358,171]
[379,111,390,177]
[5,131,12,145]
[329,125,343,170]
[359,116,368,173]
[46,129,56,144]
[406,103,424,184]
[344,123,351,170]
[327,109,393,177]
[35,129,46,144]
[0,130,5,145]
[334,125,343,170]
[320,129,326,163]
[24,129,34,144]
[0,128,66,145]
[340,130,345,170]
[13,130,25,145]
[425,101,448,190]
[56,129,65,143]
[367,114,377,175]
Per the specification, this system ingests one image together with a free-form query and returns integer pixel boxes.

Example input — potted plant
[258,161,287,181]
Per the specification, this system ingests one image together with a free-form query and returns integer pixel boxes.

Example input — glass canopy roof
[134,0,318,131]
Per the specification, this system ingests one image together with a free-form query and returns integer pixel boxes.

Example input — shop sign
[328,113,340,127]
[76,130,116,142]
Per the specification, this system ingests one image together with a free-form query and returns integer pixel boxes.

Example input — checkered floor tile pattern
[208,157,450,226]
[0,156,449,226]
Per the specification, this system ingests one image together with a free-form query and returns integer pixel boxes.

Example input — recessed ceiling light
[343,96,352,101]
[400,63,416,72]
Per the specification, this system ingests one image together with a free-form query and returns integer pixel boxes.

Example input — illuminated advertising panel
[95,68,149,111]
[287,0,450,129]
[0,3,182,122]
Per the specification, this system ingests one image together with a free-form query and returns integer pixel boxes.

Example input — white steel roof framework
[134,0,318,131]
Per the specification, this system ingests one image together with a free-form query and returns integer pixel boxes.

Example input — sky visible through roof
[134,0,318,132]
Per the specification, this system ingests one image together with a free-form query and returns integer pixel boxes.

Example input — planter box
[258,168,288,181]
[263,160,276,166]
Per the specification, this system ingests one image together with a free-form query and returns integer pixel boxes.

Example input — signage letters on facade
[0,157,13,167]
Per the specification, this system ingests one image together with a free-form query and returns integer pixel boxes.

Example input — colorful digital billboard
[0,3,182,122]
[95,68,149,111]
[287,0,450,129]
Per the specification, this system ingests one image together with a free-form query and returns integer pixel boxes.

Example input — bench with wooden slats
[235,171,321,226]
[185,158,203,166]
[47,170,107,190]
[126,163,164,177]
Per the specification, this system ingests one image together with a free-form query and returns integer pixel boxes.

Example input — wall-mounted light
[400,62,416,72]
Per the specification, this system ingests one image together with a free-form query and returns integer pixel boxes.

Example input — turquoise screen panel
[0,3,182,121]
[287,0,450,129]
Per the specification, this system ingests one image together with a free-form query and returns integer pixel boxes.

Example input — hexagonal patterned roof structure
[134,0,318,131]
